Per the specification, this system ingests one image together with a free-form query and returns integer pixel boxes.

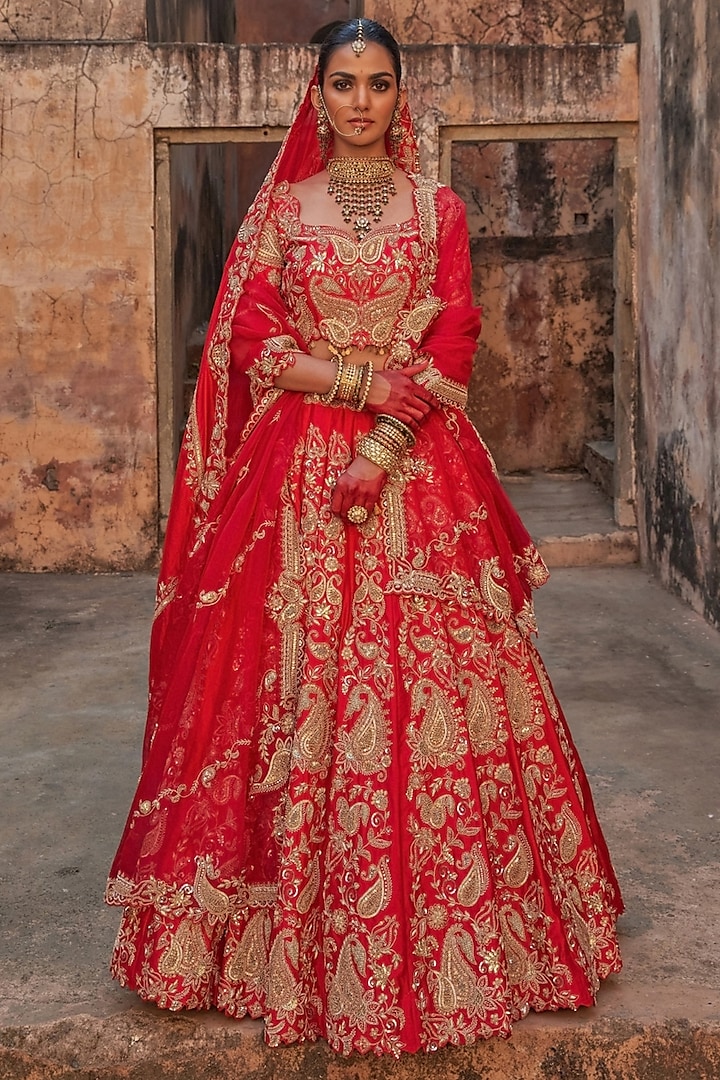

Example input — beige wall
[0,8,637,571]
[367,0,625,44]
[0,0,145,40]
[627,0,720,627]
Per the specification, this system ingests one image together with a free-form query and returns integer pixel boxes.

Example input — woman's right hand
[366,361,436,429]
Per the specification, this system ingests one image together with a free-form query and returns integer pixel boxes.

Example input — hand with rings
[331,456,384,525]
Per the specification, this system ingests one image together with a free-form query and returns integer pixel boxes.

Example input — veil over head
[161,67,420,583]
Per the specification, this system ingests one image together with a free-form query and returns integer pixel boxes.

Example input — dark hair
[317,18,402,86]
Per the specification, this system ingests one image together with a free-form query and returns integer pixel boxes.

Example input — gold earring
[389,101,403,157]
[316,97,331,162]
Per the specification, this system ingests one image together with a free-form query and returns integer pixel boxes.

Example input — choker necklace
[327,157,397,241]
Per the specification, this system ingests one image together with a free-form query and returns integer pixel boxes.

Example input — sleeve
[229,192,304,398]
[413,188,482,410]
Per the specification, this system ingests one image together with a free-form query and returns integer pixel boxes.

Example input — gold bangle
[357,434,403,474]
[338,362,363,405]
[369,425,407,454]
[355,362,374,411]
[323,356,344,404]
[376,413,416,449]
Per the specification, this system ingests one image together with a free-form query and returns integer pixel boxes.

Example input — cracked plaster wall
[367,0,625,45]
[456,138,615,473]
[0,36,636,570]
[628,0,720,628]
[0,0,145,41]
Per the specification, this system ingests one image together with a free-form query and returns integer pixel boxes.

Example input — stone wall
[0,0,637,571]
[367,0,625,45]
[454,138,615,473]
[627,0,720,627]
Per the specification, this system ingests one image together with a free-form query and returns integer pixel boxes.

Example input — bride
[106,17,622,1056]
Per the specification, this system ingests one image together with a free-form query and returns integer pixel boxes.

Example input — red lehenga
[106,76,622,1056]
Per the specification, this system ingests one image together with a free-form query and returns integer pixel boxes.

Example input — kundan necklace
[327,156,397,241]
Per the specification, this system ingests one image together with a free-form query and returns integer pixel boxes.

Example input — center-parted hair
[317,18,402,86]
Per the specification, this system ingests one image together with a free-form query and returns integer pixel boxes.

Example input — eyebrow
[328,70,395,79]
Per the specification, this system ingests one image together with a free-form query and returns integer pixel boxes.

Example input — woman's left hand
[331,456,385,523]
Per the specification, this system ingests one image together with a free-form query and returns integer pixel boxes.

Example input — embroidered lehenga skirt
[107,387,622,1055]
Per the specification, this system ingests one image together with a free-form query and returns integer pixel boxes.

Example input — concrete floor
[1,556,719,1077]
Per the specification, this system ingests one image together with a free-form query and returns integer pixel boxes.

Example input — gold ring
[347,505,369,525]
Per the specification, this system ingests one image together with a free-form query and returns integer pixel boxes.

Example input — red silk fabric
[106,70,622,1056]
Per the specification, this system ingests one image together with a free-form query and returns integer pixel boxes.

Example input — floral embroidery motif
[108,181,622,1056]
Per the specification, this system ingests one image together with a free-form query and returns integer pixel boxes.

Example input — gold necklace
[327,157,397,241]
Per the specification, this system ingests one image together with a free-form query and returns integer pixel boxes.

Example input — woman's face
[314,41,404,158]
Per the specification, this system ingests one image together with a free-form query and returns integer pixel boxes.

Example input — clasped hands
[311,342,435,523]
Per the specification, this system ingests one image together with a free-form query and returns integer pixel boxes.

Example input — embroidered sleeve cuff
[251,335,298,390]
[413,361,468,410]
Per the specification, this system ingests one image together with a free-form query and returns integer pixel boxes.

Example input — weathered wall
[367,0,625,45]
[0,27,637,570]
[0,0,145,40]
[0,44,315,570]
[171,140,280,436]
[455,138,615,473]
[627,0,720,627]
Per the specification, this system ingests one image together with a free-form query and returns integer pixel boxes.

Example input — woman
[107,18,622,1056]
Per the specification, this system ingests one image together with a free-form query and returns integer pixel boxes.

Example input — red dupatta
[154,69,482,636]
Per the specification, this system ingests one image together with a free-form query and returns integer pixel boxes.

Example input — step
[1,1006,719,1079]
[503,470,639,567]
[584,439,616,500]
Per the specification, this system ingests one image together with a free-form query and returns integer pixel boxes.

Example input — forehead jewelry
[352,18,366,56]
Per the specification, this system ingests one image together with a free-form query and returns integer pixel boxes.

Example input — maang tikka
[351,18,366,55]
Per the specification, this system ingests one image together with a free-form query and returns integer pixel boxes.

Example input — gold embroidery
[413,362,468,410]
[153,577,179,621]
[158,918,212,980]
[503,827,534,889]
[461,672,501,754]
[478,557,513,622]
[225,909,271,985]
[456,845,490,907]
[250,743,292,794]
[193,855,231,918]
[255,217,284,268]
[499,907,532,986]
[356,856,392,919]
[266,500,305,707]
[131,738,251,822]
[339,687,390,774]
[410,680,460,764]
[328,936,369,1023]
[296,854,321,914]
[432,927,486,1014]
[267,932,302,1012]
[558,802,583,865]
[293,684,331,771]
[499,661,537,741]
[312,272,411,352]
[381,475,409,560]
[397,296,445,340]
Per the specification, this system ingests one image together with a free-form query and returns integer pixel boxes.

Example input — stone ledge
[538,529,639,567]
[1,1012,719,1080]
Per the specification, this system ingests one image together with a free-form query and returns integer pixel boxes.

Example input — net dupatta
[160,72,420,588]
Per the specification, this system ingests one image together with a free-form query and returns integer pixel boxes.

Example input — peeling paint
[367,0,626,45]
[632,0,720,629]
[0,31,637,571]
